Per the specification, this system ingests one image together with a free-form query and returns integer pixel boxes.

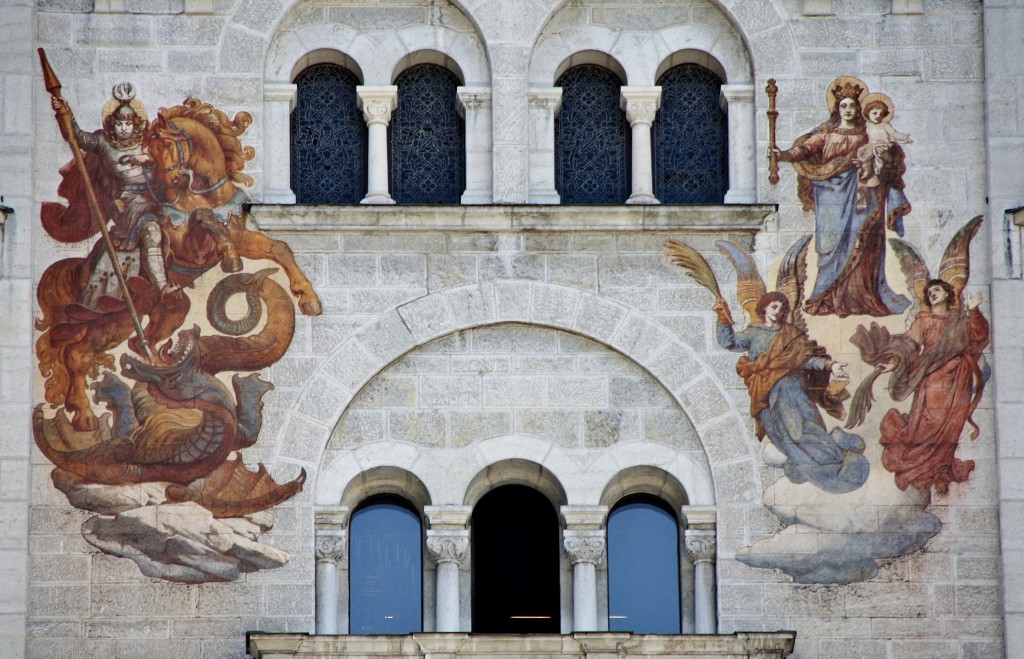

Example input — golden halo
[101,97,149,126]
[860,92,895,124]
[825,76,868,112]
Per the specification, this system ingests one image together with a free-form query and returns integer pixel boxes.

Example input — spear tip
[38,48,62,98]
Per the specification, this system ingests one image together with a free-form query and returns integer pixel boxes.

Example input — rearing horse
[36,97,321,431]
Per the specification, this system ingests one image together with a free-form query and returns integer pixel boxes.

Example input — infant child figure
[857,92,912,189]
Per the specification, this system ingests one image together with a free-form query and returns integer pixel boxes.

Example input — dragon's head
[120,326,210,401]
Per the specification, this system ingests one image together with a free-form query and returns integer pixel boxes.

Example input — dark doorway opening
[471,485,560,633]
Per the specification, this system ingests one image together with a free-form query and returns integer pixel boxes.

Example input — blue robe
[717,322,869,494]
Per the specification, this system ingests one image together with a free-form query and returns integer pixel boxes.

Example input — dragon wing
[715,240,767,323]
[775,234,813,333]
[938,215,983,303]
[888,237,930,307]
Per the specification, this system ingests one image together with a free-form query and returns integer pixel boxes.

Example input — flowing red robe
[879,308,988,493]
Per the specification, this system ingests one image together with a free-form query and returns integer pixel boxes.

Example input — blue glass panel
[290,63,367,204]
[607,497,681,633]
[391,64,465,204]
[349,497,422,634]
[653,64,728,204]
[555,64,630,204]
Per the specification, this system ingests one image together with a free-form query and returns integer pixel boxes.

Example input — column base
[625,193,660,205]
[262,188,297,204]
[528,189,561,204]
[461,189,492,204]
[360,193,396,205]
[724,188,757,204]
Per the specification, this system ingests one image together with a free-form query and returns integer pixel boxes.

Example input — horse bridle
[160,119,231,195]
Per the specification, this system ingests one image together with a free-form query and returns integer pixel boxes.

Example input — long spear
[38,48,153,361]
[766,78,779,185]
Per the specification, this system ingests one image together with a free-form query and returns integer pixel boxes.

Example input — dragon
[33,268,304,517]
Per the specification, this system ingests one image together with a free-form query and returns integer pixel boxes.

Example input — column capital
[357,85,399,126]
[620,86,662,126]
[315,532,347,565]
[263,82,298,104]
[563,529,606,566]
[719,83,755,105]
[684,530,717,565]
[426,530,470,567]
[528,87,563,113]
[457,87,492,114]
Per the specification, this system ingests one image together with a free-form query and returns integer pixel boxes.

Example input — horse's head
[145,114,195,202]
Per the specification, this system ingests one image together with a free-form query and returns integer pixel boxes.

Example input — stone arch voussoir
[283,282,759,510]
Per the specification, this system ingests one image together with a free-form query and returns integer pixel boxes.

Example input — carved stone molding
[457,88,492,113]
[426,534,469,566]
[528,88,563,114]
[563,532,606,566]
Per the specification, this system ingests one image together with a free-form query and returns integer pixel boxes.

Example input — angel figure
[666,236,870,494]
[848,216,989,494]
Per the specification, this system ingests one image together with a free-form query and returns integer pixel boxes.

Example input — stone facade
[0,1,1022,658]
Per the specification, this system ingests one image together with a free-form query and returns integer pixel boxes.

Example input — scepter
[766,78,779,185]
[38,48,153,361]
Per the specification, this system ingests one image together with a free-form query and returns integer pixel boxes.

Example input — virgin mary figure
[772,77,910,318]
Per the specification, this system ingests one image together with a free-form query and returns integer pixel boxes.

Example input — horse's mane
[156,98,256,187]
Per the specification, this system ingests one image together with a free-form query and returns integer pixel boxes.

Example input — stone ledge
[247,631,796,658]
[249,204,775,234]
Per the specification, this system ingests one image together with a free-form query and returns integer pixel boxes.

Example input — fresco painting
[666,77,988,585]
[32,51,321,583]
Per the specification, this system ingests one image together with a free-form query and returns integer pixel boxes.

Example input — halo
[825,76,868,112]
[860,92,894,123]
[101,97,148,126]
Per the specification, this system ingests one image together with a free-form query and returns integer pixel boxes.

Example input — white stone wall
[0,1,1016,658]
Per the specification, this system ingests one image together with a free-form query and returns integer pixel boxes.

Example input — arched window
[290,63,367,204]
[349,495,423,634]
[391,64,466,204]
[607,495,681,633]
[471,485,560,633]
[555,64,630,204]
[653,64,728,204]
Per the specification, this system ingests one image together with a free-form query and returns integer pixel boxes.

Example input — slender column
[357,86,398,205]
[314,509,349,635]
[457,87,493,204]
[262,82,298,203]
[426,532,470,631]
[682,506,717,634]
[527,88,562,204]
[720,83,757,204]
[561,506,608,632]
[620,86,662,205]
[424,506,472,632]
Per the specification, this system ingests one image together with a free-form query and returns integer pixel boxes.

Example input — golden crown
[831,82,864,102]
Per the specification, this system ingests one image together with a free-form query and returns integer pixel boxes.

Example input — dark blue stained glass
[391,64,465,204]
[607,496,681,634]
[349,496,423,635]
[654,64,728,204]
[291,63,367,204]
[555,64,630,205]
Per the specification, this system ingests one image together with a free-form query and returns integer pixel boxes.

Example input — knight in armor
[51,82,171,308]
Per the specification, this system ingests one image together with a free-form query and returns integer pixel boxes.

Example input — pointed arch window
[391,64,466,204]
[607,495,682,633]
[653,64,728,204]
[555,64,630,204]
[290,63,367,204]
[349,495,423,635]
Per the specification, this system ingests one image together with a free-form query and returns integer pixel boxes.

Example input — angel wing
[775,235,812,333]
[715,240,767,323]
[888,237,930,307]
[938,215,983,303]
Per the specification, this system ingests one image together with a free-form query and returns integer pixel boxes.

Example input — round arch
[600,465,690,515]
[277,281,759,510]
[463,458,568,510]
